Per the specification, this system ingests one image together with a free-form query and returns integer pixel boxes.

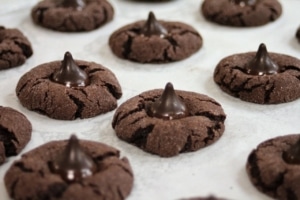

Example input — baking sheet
[0,0,299,199]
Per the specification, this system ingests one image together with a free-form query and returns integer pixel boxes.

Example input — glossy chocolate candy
[140,12,168,37]
[52,52,89,87]
[282,138,300,164]
[244,43,279,75]
[231,0,256,6]
[59,0,85,8]
[296,27,300,42]
[148,82,189,120]
[50,135,97,183]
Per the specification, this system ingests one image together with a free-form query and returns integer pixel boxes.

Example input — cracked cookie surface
[0,106,32,165]
[0,27,33,70]
[4,139,133,200]
[246,134,300,200]
[109,21,202,63]
[201,0,282,27]
[213,52,300,104]
[112,89,226,157]
[16,60,122,120]
[31,0,114,32]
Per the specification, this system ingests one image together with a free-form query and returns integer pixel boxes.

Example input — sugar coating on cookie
[0,106,32,165]
[31,0,114,32]
[0,27,33,70]
[112,84,226,157]
[109,12,203,63]
[246,134,300,200]
[4,138,133,200]
[213,44,300,104]
[16,53,122,120]
[201,0,282,27]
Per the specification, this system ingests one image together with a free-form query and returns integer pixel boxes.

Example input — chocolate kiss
[231,0,256,6]
[148,82,189,120]
[282,138,300,164]
[50,135,97,183]
[52,52,89,87]
[296,27,300,42]
[140,12,168,37]
[59,0,85,8]
[244,43,279,75]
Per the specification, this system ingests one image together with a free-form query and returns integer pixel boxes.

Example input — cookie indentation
[109,13,202,63]
[16,59,122,120]
[246,134,300,199]
[214,48,300,104]
[4,138,134,200]
[112,88,226,157]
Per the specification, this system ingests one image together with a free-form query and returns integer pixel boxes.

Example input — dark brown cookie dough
[213,47,300,104]
[112,87,226,157]
[0,26,33,70]
[246,134,300,200]
[4,138,133,200]
[16,57,122,120]
[31,0,114,32]
[0,106,32,165]
[201,0,282,27]
[109,14,202,63]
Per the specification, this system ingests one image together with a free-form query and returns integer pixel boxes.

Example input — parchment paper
[0,0,299,199]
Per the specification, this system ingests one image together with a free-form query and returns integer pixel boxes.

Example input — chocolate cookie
[0,106,32,165]
[246,134,300,200]
[296,27,300,42]
[109,12,203,63]
[31,0,114,32]
[16,52,122,120]
[0,26,33,70]
[4,135,134,200]
[201,0,282,27]
[112,82,226,157]
[213,43,300,104]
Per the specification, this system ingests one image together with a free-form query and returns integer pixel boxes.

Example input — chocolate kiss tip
[52,51,89,87]
[244,43,279,76]
[148,82,188,120]
[149,11,155,19]
[50,134,97,183]
[141,11,168,37]
[69,134,78,142]
[258,43,267,51]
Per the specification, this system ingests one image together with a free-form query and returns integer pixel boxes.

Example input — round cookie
[213,43,300,104]
[16,52,122,120]
[246,134,300,200]
[201,0,282,27]
[31,0,114,32]
[4,135,133,200]
[0,26,33,70]
[109,12,203,63]
[0,106,32,165]
[112,83,226,157]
